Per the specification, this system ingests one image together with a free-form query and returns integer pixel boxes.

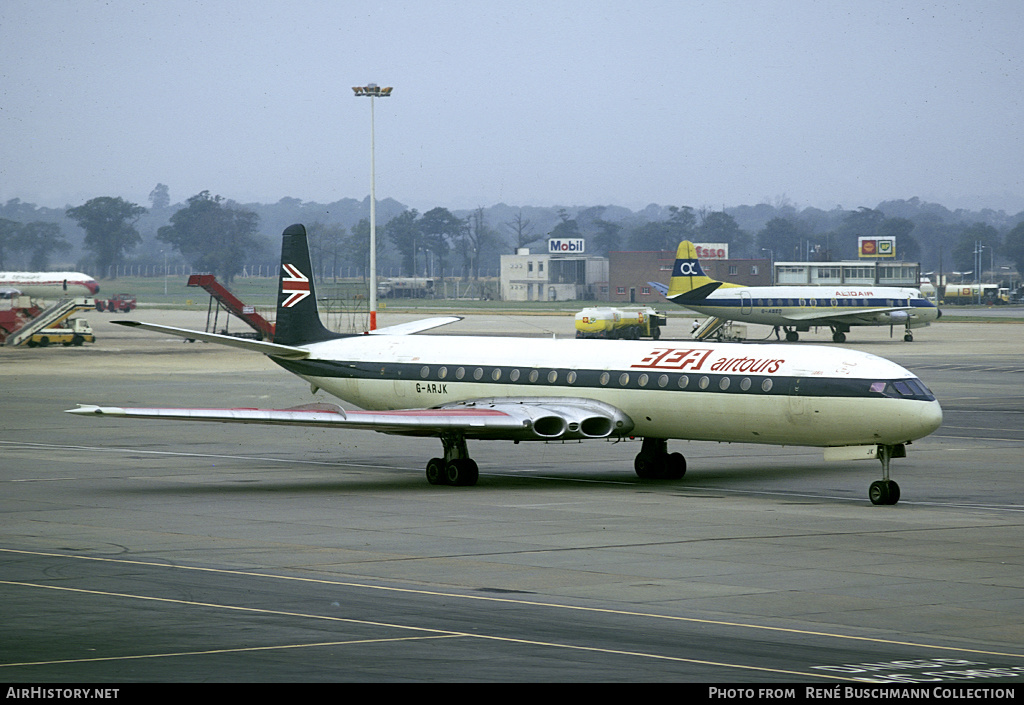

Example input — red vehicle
[95,293,137,313]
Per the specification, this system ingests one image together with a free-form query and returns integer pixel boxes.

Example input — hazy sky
[2,1,1022,214]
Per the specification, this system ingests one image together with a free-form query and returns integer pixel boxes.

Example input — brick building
[608,248,771,304]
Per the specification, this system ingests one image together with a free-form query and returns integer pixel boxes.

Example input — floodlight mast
[352,83,392,330]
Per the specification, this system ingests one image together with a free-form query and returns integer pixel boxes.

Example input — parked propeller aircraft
[0,271,99,299]
[649,241,941,342]
[68,225,943,504]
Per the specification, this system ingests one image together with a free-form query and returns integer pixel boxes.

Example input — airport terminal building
[500,238,609,302]
[772,260,922,287]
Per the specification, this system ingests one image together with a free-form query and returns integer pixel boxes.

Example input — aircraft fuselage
[0,272,99,299]
[671,285,939,330]
[278,334,942,449]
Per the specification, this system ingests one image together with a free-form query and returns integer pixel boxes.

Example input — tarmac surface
[2,309,1024,683]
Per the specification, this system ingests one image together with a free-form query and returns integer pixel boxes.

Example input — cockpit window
[870,378,935,400]
[893,381,913,396]
[906,378,934,397]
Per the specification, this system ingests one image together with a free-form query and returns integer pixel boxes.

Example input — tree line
[2,190,1024,289]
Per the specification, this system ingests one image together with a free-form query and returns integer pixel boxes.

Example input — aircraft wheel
[785,331,799,342]
[869,480,900,506]
[634,452,657,479]
[635,452,686,480]
[904,332,914,342]
[832,331,846,343]
[665,452,687,479]
[426,458,447,485]
[445,458,479,486]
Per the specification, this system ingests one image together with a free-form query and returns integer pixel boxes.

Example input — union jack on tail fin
[274,224,345,346]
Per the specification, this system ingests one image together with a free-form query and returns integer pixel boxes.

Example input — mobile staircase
[186,274,275,341]
[692,316,727,340]
[4,297,95,346]
[692,316,746,342]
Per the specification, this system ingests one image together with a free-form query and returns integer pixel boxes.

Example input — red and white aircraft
[69,225,943,504]
[0,271,99,299]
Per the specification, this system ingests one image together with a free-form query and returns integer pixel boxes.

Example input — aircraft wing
[113,321,311,359]
[67,397,634,442]
[648,281,669,297]
[368,316,462,336]
[778,306,912,324]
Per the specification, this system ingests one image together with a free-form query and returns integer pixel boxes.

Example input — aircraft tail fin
[274,224,345,346]
[665,240,739,300]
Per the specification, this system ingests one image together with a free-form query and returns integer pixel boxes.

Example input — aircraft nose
[914,399,943,438]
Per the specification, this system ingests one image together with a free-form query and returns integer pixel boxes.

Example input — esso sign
[548,238,585,254]
[695,243,728,259]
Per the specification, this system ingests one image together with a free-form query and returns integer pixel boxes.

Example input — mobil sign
[548,238,585,254]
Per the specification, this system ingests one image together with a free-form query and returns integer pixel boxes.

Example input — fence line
[95,264,500,280]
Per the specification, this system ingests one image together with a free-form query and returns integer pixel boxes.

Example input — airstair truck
[3,297,96,347]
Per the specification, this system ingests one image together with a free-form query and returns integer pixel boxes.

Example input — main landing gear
[830,323,850,343]
[868,443,904,505]
[426,433,479,486]
[633,437,687,480]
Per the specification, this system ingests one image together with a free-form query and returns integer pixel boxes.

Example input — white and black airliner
[650,241,941,342]
[69,225,943,504]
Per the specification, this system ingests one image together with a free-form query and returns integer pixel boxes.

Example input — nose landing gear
[869,444,904,505]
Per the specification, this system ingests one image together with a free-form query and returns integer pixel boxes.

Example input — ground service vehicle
[575,306,665,339]
[27,318,95,347]
[95,293,137,313]
[942,284,1002,305]
[377,277,438,298]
